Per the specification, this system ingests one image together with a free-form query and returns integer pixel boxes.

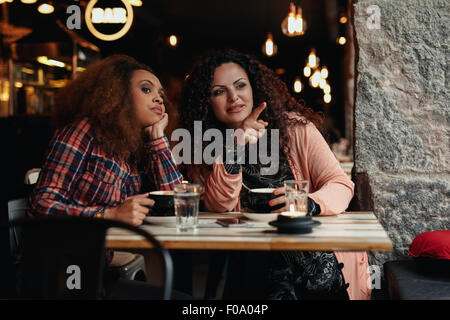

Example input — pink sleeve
[203,156,242,212]
[301,123,354,215]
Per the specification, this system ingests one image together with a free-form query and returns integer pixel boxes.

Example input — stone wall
[352,0,450,267]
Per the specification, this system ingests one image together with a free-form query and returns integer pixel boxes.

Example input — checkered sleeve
[145,136,183,191]
[28,120,104,218]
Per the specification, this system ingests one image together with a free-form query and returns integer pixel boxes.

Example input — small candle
[280,205,307,218]
[281,203,306,218]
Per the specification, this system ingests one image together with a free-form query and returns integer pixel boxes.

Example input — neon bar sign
[85,0,134,41]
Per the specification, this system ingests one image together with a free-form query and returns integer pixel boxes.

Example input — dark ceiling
[5,0,350,133]
[7,0,347,72]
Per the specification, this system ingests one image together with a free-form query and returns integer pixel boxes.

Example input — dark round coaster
[269,215,321,234]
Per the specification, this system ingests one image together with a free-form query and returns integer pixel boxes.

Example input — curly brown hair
[53,54,161,161]
[179,49,323,171]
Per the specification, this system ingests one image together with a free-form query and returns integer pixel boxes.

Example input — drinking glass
[174,183,201,232]
[284,180,309,216]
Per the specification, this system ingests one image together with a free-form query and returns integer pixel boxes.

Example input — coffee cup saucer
[242,212,279,222]
[144,216,176,225]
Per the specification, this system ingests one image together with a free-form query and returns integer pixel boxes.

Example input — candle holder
[269,214,320,234]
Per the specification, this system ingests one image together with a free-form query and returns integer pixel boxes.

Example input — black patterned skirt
[267,251,348,300]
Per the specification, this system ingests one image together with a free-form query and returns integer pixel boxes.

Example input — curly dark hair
[53,54,165,161]
[179,49,323,171]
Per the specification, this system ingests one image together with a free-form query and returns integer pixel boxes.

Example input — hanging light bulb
[323,84,331,94]
[21,0,37,3]
[319,78,327,90]
[294,77,302,93]
[0,0,14,3]
[168,35,178,47]
[307,49,318,69]
[262,33,277,57]
[320,66,328,79]
[310,70,321,88]
[324,93,332,104]
[294,7,306,35]
[281,2,297,37]
[337,36,347,45]
[303,66,311,77]
[38,2,54,14]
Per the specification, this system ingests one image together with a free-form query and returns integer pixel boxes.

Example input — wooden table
[107,211,392,290]
[106,211,393,252]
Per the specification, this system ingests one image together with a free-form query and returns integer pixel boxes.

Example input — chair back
[8,198,27,258]
[24,168,41,185]
[7,168,41,257]
[4,216,173,300]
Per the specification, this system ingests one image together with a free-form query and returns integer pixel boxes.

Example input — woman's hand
[104,193,155,226]
[234,102,269,145]
[269,187,286,213]
[144,113,168,140]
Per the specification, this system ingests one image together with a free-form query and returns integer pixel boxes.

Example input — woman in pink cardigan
[179,49,370,300]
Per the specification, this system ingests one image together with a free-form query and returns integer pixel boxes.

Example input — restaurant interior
[0,0,448,302]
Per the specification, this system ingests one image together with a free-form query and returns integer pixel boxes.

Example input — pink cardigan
[202,118,371,300]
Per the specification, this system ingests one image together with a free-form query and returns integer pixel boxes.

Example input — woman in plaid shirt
[28,54,183,226]
[25,55,189,299]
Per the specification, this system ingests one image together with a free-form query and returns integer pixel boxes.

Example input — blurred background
[0,0,353,211]
[0,0,355,297]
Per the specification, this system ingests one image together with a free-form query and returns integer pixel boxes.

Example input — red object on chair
[408,230,450,260]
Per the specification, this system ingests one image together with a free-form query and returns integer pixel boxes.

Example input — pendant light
[281,2,306,37]
[281,3,296,37]
[294,7,306,35]
[262,33,277,57]
[307,49,318,69]
[38,2,54,14]
[294,77,302,93]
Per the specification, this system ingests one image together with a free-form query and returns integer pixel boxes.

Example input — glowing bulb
[169,35,178,47]
[319,78,327,89]
[21,0,38,4]
[37,56,65,68]
[266,40,273,56]
[310,70,321,88]
[281,3,298,37]
[338,36,347,45]
[294,7,306,35]
[324,94,331,103]
[38,3,54,14]
[323,84,331,94]
[287,14,296,34]
[262,33,277,57]
[339,16,348,24]
[303,66,311,77]
[320,66,328,79]
[308,49,318,69]
[294,77,302,93]
[281,3,306,37]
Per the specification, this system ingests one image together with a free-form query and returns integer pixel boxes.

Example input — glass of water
[284,180,309,216]
[174,183,201,232]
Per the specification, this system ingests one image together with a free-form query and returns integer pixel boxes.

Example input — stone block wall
[352,0,449,267]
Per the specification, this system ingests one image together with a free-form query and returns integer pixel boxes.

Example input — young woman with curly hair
[27,55,187,299]
[179,49,370,300]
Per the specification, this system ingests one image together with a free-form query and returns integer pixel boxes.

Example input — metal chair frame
[3,215,173,300]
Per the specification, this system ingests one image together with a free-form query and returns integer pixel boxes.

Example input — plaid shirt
[28,118,183,217]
